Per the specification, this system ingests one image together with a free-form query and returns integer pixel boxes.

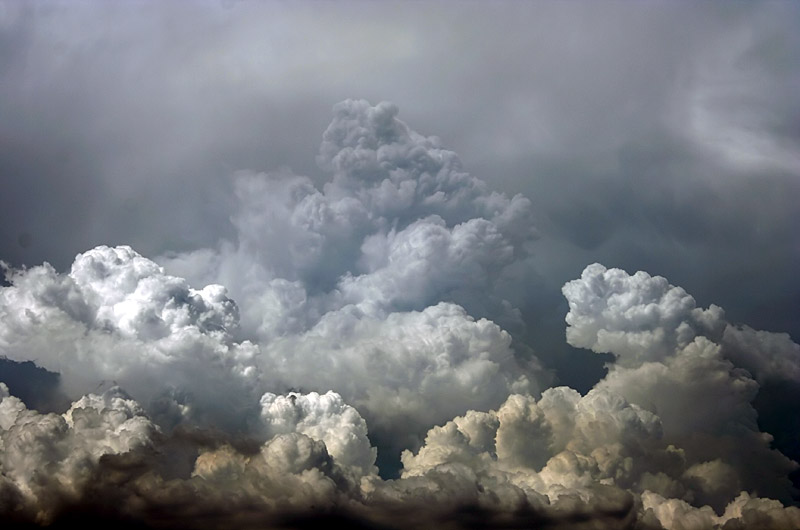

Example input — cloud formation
[0,383,155,524]
[0,102,798,529]
[156,99,541,451]
[564,264,799,504]
[0,245,260,432]
[562,263,800,385]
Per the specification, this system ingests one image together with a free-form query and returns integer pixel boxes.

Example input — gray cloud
[1,123,799,528]
[1,101,544,469]
[1,0,797,360]
[564,264,800,504]
[0,2,798,527]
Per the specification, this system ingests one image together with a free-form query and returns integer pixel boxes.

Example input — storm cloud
[1,1,798,529]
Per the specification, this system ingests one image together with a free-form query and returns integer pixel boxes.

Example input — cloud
[0,100,541,469]
[3,378,796,529]
[563,263,800,385]
[595,337,795,507]
[0,246,260,432]
[0,384,366,527]
[0,99,798,529]
[160,99,536,325]
[721,325,800,385]
[562,263,726,366]
[643,491,800,530]
[372,383,799,528]
[153,99,543,451]
[564,263,800,505]
[0,383,155,524]
[256,302,536,458]
[258,390,376,478]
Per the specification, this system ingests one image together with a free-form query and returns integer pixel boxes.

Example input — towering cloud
[161,100,536,329]
[563,264,799,505]
[0,102,798,529]
[156,99,542,451]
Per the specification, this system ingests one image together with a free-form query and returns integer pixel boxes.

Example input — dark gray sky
[2,1,797,339]
[1,1,798,394]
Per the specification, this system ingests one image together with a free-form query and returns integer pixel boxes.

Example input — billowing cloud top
[1,101,798,529]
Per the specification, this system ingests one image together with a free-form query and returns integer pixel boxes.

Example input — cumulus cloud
[256,302,535,458]
[643,491,800,530]
[562,264,800,385]
[372,383,799,529]
[154,100,542,449]
[564,264,800,506]
[0,102,798,529]
[4,379,796,529]
[258,390,376,478]
[0,383,155,524]
[0,99,540,470]
[0,384,375,527]
[562,263,726,366]
[721,325,800,384]
[160,99,536,329]
[0,246,260,432]
[596,337,795,506]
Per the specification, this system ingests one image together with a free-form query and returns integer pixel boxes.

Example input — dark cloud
[0,358,67,412]
[0,2,798,528]
[1,1,797,341]
[1,100,799,529]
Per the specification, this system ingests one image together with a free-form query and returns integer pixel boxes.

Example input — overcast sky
[0,2,799,528]
[2,1,798,336]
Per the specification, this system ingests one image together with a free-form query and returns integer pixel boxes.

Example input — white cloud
[259,390,376,478]
[0,98,797,528]
[565,264,799,505]
[0,246,260,431]
[0,383,155,523]
[562,263,726,366]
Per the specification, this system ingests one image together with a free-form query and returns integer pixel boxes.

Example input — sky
[0,1,799,529]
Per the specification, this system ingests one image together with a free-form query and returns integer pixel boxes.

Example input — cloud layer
[1,101,798,528]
